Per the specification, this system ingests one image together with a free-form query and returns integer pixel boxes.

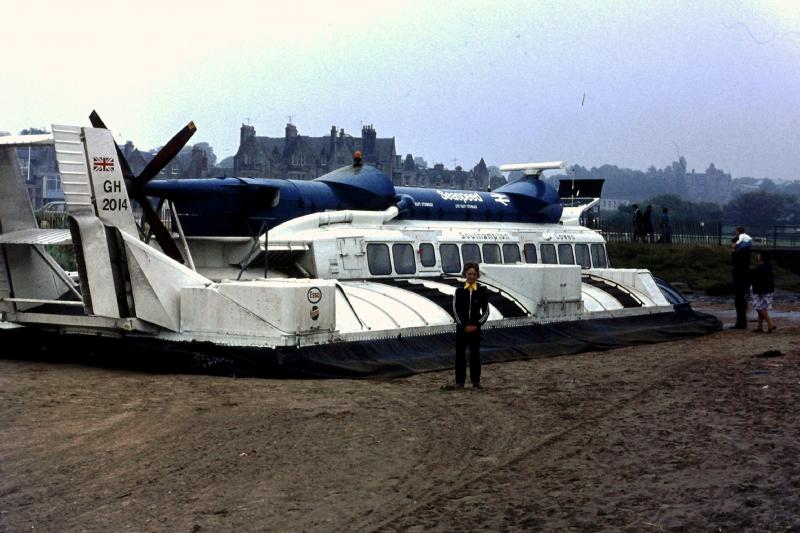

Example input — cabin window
[523,243,538,263]
[558,244,575,265]
[503,244,521,264]
[461,244,481,265]
[419,243,436,267]
[366,243,392,275]
[440,244,461,274]
[541,243,557,264]
[482,244,501,264]
[591,244,608,268]
[392,243,416,275]
[575,244,591,269]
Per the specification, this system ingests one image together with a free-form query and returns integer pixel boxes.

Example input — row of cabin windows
[365,242,608,276]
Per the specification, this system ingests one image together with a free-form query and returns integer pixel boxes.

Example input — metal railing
[596,220,800,248]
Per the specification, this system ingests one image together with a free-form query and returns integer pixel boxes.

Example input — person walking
[451,262,490,389]
[730,227,752,329]
[750,251,776,333]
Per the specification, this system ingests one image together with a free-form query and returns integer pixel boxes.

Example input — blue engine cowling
[143,164,563,236]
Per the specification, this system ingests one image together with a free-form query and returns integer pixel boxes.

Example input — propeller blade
[137,122,197,185]
[137,194,185,263]
[88,110,108,129]
[88,110,134,180]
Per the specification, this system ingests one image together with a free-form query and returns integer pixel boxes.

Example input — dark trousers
[455,327,481,385]
[733,272,749,327]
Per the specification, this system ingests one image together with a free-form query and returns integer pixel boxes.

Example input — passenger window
[461,243,481,265]
[367,243,391,275]
[419,243,436,267]
[558,244,575,264]
[440,243,461,274]
[591,244,608,268]
[575,244,591,269]
[482,244,501,264]
[523,243,538,263]
[503,244,521,264]
[392,243,416,275]
[541,243,557,264]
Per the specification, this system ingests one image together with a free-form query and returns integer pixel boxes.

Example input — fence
[36,201,176,235]
[596,220,800,248]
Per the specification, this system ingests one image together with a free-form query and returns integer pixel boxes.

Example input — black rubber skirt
[1,305,721,378]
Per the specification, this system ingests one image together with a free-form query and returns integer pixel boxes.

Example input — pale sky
[3,0,799,180]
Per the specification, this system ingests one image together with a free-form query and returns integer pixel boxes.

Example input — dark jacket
[751,262,774,295]
[633,209,643,229]
[731,247,751,275]
[452,285,490,329]
[643,209,654,233]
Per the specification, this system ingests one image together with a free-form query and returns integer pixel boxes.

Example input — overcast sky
[3,0,798,180]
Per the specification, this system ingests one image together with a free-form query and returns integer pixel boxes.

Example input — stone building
[234,123,397,181]
[686,163,733,205]
[121,141,211,180]
[396,156,505,191]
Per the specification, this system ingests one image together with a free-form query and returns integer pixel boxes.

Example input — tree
[724,191,800,225]
[19,127,48,135]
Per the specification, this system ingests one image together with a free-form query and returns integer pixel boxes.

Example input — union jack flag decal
[93,156,115,172]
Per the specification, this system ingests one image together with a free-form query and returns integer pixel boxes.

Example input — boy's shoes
[441,383,464,390]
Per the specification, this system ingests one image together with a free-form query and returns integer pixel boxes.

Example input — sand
[1,299,799,532]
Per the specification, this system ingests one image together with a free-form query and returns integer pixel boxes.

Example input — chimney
[362,124,376,155]
[330,125,336,154]
[240,124,255,145]
[285,123,298,139]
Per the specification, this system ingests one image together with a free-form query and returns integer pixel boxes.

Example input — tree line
[604,191,800,227]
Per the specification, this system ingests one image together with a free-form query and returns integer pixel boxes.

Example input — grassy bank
[606,242,800,295]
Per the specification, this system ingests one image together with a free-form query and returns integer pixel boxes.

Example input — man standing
[658,207,672,243]
[643,205,655,243]
[730,227,752,329]
[451,262,490,388]
[632,204,643,242]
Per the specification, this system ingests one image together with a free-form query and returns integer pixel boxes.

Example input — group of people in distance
[632,204,671,244]
[730,226,776,333]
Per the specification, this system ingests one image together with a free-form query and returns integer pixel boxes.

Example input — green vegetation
[45,245,77,271]
[606,242,800,294]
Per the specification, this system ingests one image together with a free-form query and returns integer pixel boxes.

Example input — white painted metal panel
[51,125,94,216]
[0,228,72,245]
[121,231,208,331]
[336,284,403,331]
[581,284,624,311]
[83,128,139,237]
[0,146,38,233]
[3,245,69,311]
[481,263,582,319]
[0,134,54,146]
[71,215,120,318]
[216,279,335,334]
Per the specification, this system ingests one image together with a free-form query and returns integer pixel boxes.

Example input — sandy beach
[1,298,799,532]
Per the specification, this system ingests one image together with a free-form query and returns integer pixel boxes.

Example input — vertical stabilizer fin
[0,145,72,310]
[0,146,38,233]
[82,127,139,237]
